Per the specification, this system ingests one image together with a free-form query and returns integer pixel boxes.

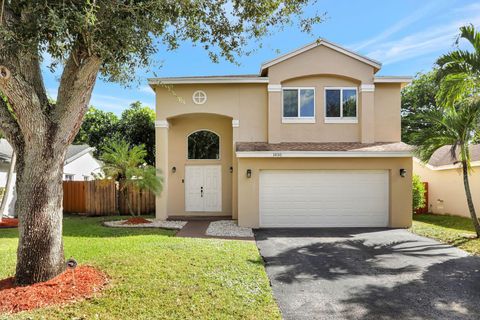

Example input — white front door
[185,165,222,212]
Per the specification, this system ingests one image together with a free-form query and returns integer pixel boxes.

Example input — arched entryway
[164,113,233,216]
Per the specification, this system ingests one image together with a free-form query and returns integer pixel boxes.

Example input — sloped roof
[236,142,412,153]
[427,145,480,167]
[260,38,382,75]
[0,139,94,163]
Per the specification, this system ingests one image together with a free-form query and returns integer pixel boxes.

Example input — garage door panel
[259,170,389,228]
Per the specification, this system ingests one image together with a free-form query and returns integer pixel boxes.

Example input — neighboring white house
[414,145,480,218]
[0,139,102,216]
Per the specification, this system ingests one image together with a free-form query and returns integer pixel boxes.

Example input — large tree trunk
[0,6,102,284]
[14,146,67,285]
[462,161,480,237]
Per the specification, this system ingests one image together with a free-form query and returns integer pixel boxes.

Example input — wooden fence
[63,180,155,216]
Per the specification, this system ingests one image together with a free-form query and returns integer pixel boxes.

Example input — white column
[360,84,375,143]
[155,120,169,220]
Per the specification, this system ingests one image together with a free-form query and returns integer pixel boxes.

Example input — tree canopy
[74,106,119,151]
[401,71,441,145]
[75,102,156,164]
[1,1,322,84]
[119,102,156,165]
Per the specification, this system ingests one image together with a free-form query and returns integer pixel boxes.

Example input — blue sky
[43,0,480,115]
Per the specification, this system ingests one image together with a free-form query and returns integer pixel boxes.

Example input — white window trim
[324,87,358,124]
[282,87,316,123]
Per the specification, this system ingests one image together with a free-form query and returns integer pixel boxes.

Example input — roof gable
[260,39,381,76]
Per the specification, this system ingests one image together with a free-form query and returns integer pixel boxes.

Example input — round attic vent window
[192,90,207,105]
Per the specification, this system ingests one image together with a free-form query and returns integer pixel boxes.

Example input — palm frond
[436,73,477,108]
[413,100,480,168]
[98,138,163,196]
[459,24,480,55]
[435,24,480,107]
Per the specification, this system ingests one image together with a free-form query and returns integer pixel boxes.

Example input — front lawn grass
[411,213,480,255]
[0,215,280,319]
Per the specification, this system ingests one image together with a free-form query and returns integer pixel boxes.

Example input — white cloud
[139,85,155,95]
[46,88,154,114]
[351,0,449,51]
[89,93,154,113]
[362,8,480,66]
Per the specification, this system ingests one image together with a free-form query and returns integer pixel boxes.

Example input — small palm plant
[99,139,163,216]
[436,24,480,107]
[413,99,480,237]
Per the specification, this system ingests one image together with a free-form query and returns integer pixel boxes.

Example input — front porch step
[167,215,232,222]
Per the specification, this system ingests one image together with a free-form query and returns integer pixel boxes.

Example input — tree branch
[53,49,101,145]
[0,6,49,139]
[0,95,23,149]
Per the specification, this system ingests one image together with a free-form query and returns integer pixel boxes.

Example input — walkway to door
[174,218,254,241]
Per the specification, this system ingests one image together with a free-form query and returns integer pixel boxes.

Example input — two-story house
[149,39,413,228]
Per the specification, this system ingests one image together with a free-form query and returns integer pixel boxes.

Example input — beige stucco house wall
[151,39,413,228]
[414,159,480,218]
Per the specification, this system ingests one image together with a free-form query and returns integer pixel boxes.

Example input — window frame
[324,87,358,124]
[186,129,221,161]
[281,87,316,123]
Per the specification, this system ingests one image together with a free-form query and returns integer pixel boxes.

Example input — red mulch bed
[122,217,151,225]
[0,265,107,314]
[0,218,18,228]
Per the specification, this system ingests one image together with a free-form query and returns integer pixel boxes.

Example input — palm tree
[436,24,480,107]
[414,99,480,237]
[99,140,163,216]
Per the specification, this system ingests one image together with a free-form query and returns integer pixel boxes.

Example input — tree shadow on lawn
[340,255,480,320]
[0,215,177,239]
[262,238,453,283]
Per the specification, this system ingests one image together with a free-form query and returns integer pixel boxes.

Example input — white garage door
[259,170,389,227]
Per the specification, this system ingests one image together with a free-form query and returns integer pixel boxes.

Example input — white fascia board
[260,39,382,73]
[236,151,412,158]
[148,77,269,85]
[374,76,413,84]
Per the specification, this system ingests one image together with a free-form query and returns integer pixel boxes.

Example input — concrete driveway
[254,228,480,320]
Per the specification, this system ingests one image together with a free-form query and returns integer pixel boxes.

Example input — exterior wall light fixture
[399,168,407,177]
[246,169,252,178]
[172,166,176,173]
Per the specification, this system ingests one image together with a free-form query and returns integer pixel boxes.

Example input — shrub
[413,174,426,212]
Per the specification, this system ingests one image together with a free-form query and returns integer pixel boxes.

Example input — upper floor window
[187,130,220,160]
[282,88,315,123]
[325,88,358,123]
